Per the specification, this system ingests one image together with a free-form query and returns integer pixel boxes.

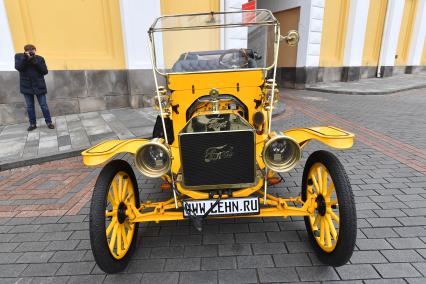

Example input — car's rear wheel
[302,150,356,266]
[90,160,139,273]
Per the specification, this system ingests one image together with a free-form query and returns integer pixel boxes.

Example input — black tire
[89,159,140,273]
[301,150,356,266]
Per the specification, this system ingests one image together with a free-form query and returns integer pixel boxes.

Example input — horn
[263,134,301,172]
[134,138,172,178]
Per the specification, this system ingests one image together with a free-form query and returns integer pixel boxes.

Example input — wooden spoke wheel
[89,160,140,273]
[302,150,356,266]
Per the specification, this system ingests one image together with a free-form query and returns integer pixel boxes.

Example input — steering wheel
[219,49,249,69]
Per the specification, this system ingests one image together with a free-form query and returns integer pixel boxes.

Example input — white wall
[119,0,162,69]
[407,0,426,66]
[223,0,247,49]
[0,0,15,71]
[379,0,404,66]
[343,0,370,66]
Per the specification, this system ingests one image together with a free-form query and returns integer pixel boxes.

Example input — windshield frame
[148,9,280,76]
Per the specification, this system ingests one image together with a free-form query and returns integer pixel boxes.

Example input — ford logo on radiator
[204,144,234,163]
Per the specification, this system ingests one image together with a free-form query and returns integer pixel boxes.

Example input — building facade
[259,0,426,88]
[0,0,425,125]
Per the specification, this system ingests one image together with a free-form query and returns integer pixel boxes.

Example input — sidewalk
[0,107,158,171]
[0,103,286,171]
[307,72,426,95]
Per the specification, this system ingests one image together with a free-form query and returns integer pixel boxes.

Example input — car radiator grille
[179,113,256,189]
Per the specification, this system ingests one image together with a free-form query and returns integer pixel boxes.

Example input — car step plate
[183,197,259,217]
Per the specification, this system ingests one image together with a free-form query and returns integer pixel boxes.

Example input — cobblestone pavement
[1,88,426,283]
[0,107,158,166]
[307,72,426,95]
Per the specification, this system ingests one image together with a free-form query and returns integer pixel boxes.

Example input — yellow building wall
[319,0,349,67]
[362,0,387,66]
[421,38,426,65]
[395,0,418,66]
[160,0,220,69]
[4,0,125,70]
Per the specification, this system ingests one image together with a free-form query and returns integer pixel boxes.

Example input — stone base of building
[278,65,426,89]
[0,69,160,125]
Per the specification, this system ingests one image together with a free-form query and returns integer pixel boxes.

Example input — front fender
[284,126,354,149]
[81,139,149,166]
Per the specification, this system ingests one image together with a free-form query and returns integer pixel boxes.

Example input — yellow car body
[84,10,357,272]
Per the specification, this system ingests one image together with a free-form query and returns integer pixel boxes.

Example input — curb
[306,83,426,95]
[0,104,288,171]
[0,148,85,172]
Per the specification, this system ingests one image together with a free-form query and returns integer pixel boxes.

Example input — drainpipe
[377,0,390,78]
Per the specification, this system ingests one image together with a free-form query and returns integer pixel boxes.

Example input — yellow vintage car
[82,10,357,273]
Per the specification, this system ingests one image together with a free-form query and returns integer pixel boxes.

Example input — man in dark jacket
[15,44,54,131]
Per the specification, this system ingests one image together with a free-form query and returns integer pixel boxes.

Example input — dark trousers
[23,93,52,125]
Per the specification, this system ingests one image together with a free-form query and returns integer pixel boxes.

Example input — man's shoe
[47,123,55,129]
[27,125,37,131]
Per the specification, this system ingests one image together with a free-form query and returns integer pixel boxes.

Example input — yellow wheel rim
[105,171,136,260]
[307,163,339,253]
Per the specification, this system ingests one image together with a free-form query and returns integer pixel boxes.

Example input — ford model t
[82,10,357,273]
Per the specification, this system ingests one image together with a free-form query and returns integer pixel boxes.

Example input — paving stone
[140,272,179,284]
[0,264,28,277]
[219,244,252,256]
[127,259,165,273]
[285,241,314,253]
[55,261,95,275]
[273,253,312,267]
[248,222,280,232]
[179,271,218,284]
[412,263,426,277]
[44,240,80,251]
[164,258,201,271]
[219,223,249,233]
[0,242,19,253]
[0,252,23,264]
[235,232,267,243]
[237,255,274,268]
[374,263,421,278]
[406,278,426,284]
[381,249,424,262]
[296,266,340,281]
[267,231,300,242]
[356,239,393,250]
[251,242,287,255]
[336,264,380,280]
[184,245,217,257]
[49,250,85,262]
[387,237,426,249]
[24,276,70,284]
[103,273,142,284]
[12,232,44,243]
[350,250,388,264]
[218,268,258,284]
[364,280,407,284]
[201,256,236,270]
[257,267,299,283]
[150,246,184,258]
[21,263,61,277]
[40,231,72,242]
[361,228,399,238]
[16,251,54,263]
[66,275,105,284]
[14,241,50,252]
[203,233,234,244]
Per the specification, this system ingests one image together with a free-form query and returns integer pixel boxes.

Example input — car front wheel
[301,150,357,266]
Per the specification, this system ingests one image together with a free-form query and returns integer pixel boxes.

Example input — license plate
[183,197,259,217]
